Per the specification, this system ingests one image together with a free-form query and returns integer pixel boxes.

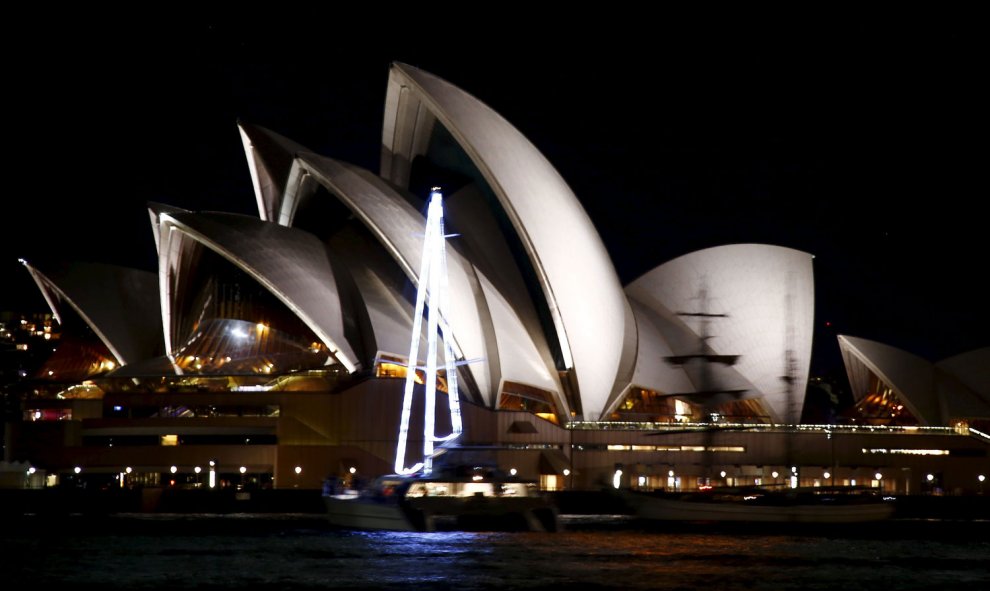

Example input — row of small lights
[506,468,570,478]
[68,465,308,475]
[48,467,986,486]
[609,467,987,489]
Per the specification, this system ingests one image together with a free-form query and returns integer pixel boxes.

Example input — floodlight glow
[194,466,202,474]
[74,466,81,474]
[509,468,517,476]
[170,466,177,474]
[294,466,302,475]
[239,466,247,474]
[926,473,934,482]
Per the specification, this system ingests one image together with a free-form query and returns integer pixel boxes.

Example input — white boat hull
[324,495,420,531]
[323,475,560,532]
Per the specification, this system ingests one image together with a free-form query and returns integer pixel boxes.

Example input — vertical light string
[394,188,462,475]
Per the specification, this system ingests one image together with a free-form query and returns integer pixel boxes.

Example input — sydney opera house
[6,62,988,497]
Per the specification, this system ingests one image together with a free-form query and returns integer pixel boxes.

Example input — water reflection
[3,515,987,589]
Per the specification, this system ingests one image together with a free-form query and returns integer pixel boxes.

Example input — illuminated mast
[394,187,463,475]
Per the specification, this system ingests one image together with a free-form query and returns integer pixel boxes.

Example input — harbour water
[3,513,988,589]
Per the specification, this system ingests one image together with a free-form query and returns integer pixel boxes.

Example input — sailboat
[323,188,558,532]
[616,282,895,524]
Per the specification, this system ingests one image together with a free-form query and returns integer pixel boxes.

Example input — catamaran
[323,188,558,532]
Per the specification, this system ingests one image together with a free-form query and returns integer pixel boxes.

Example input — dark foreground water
[2,514,988,590]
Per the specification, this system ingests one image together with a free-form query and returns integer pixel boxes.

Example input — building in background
[4,63,987,497]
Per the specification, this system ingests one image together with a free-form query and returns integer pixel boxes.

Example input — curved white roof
[626,244,815,422]
[237,121,310,222]
[288,153,562,407]
[839,336,990,424]
[21,260,163,366]
[936,348,990,403]
[323,226,430,370]
[613,300,696,412]
[381,62,629,419]
[838,335,937,423]
[147,202,189,256]
[158,211,358,371]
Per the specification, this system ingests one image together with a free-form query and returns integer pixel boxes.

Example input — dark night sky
[2,14,986,379]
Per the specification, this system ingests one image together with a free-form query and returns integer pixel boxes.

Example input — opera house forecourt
[5,62,988,504]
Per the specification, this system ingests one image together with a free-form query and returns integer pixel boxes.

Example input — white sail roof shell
[284,153,562,406]
[839,335,990,424]
[158,211,358,371]
[625,244,815,421]
[380,62,630,419]
[21,260,163,366]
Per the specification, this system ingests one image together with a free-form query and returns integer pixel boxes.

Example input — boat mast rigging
[394,187,464,476]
